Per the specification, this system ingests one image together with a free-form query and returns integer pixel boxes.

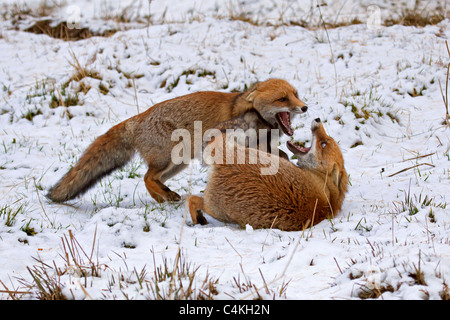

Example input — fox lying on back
[188,118,348,231]
[47,79,307,203]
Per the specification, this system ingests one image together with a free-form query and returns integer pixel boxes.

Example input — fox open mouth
[276,112,294,136]
[287,140,311,155]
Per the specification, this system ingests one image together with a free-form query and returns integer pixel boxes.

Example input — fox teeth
[280,112,290,125]
[276,112,293,136]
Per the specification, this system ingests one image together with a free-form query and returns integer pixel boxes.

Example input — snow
[0,0,449,300]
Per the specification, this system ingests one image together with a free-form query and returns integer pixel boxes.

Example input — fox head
[287,118,348,194]
[245,79,308,136]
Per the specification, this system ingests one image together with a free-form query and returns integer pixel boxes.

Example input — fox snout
[287,118,322,153]
[273,105,307,136]
[245,79,308,137]
[287,118,345,177]
[311,117,321,130]
[286,118,324,168]
[297,105,308,113]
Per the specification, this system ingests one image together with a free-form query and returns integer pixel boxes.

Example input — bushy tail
[47,122,135,203]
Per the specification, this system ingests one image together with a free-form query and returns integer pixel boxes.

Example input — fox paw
[166,191,181,202]
[196,210,208,225]
[151,191,181,203]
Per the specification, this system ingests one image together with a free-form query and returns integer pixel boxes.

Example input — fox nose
[301,106,308,112]
[311,118,321,131]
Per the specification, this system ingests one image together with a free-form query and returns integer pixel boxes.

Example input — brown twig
[334,257,343,274]
[388,163,435,177]
[438,40,450,126]
[401,152,435,162]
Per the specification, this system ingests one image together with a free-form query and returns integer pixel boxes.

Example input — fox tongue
[298,146,311,153]
[277,112,293,136]
[287,140,311,155]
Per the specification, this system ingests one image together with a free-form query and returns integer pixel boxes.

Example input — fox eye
[278,97,287,102]
[321,141,327,149]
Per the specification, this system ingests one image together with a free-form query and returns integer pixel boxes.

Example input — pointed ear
[330,164,342,189]
[330,164,348,193]
[246,83,259,102]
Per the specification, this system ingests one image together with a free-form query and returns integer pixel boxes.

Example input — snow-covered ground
[0,0,449,300]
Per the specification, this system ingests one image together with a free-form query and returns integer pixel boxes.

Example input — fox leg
[188,195,208,225]
[160,163,188,183]
[144,166,181,203]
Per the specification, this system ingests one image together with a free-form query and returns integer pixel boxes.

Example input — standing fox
[188,118,348,231]
[47,79,307,203]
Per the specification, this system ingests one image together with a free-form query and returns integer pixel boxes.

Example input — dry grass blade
[0,280,29,300]
[239,217,313,300]
[438,40,450,127]
[401,152,435,162]
[388,163,435,177]
[60,228,101,278]
[26,264,67,300]
[316,0,338,97]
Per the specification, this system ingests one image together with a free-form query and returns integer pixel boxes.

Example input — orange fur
[189,119,348,231]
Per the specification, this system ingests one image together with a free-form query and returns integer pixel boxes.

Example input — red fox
[47,79,307,203]
[188,118,348,231]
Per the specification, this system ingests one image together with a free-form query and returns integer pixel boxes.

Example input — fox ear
[246,83,259,102]
[330,164,348,192]
[330,164,342,189]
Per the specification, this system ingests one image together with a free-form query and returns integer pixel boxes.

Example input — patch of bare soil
[24,19,117,41]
